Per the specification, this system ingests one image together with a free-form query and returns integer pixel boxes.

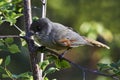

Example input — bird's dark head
[30,18,51,34]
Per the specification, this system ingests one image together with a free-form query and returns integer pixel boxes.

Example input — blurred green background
[0,0,120,80]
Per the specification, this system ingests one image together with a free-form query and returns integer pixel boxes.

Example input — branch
[23,0,42,80]
[0,35,20,38]
[39,47,119,80]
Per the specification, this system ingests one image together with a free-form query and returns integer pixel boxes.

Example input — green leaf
[0,58,3,65]
[17,72,32,79]
[39,60,49,71]
[5,38,14,44]
[55,59,71,69]
[0,66,5,73]
[2,74,9,78]
[44,67,59,75]
[21,39,27,46]
[12,13,23,19]
[0,46,8,51]
[5,17,16,26]
[114,71,120,75]
[52,79,57,80]
[32,17,39,21]
[97,63,108,67]
[47,55,57,63]
[116,60,120,66]
[5,56,10,66]
[0,41,4,46]
[97,63,109,71]
[0,16,4,24]
[110,63,118,69]
[18,8,23,13]
[5,12,23,26]
[8,44,20,53]
[44,77,49,80]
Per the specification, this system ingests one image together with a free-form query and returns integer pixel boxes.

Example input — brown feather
[83,37,110,49]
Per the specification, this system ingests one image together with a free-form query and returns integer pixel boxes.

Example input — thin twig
[0,35,20,38]
[13,24,23,33]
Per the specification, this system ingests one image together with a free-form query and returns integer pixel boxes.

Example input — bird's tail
[82,36,110,49]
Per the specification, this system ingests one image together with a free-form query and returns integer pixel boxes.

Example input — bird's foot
[58,52,65,60]
[58,47,72,60]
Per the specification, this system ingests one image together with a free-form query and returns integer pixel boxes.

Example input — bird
[30,18,110,53]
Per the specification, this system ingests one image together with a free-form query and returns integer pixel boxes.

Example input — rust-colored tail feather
[83,37,110,49]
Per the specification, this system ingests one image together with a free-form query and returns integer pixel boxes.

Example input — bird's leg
[61,47,72,57]
[59,47,72,59]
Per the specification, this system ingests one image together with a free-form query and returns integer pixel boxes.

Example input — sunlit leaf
[44,77,49,80]
[21,39,27,46]
[0,58,3,65]
[8,44,20,53]
[55,59,71,69]
[32,17,39,21]
[44,67,59,75]
[2,74,9,78]
[18,8,23,13]
[39,60,49,71]
[4,11,23,25]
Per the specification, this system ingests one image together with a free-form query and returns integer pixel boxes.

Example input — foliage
[98,60,120,76]
[0,0,120,80]
[0,0,23,25]
[0,56,33,80]
[39,55,70,80]
[0,0,28,80]
[0,38,20,54]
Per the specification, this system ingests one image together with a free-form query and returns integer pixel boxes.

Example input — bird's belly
[37,35,67,50]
